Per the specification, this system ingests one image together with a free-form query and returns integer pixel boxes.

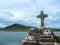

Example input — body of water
[0,32,60,45]
[54,32,60,37]
[0,32,28,45]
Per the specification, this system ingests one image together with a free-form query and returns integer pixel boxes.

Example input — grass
[0,28,30,32]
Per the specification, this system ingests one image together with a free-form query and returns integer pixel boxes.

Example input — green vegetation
[0,24,31,32]
[51,30,60,43]
[49,28,60,32]
[0,24,60,32]
[0,29,30,32]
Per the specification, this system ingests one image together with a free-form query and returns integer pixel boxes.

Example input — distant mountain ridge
[0,24,60,32]
[4,24,60,30]
[4,24,32,29]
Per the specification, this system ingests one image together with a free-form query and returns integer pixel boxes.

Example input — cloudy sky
[0,0,60,28]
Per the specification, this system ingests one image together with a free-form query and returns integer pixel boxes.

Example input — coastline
[0,31,28,32]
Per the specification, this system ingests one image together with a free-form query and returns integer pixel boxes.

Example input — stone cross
[37,11,48,27]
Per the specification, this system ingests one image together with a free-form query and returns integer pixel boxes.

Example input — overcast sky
[0,0,60,28]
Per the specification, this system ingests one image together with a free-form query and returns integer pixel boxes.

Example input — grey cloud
[45,11,60,28]
[0,11,15,27]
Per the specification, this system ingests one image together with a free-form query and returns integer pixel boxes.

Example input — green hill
[0,24,60,32]
[48,28,60,32]
[1,24,32,32]
[4,24,32,29]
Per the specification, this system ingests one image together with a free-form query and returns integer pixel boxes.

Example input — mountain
[1,24,33,31]
[1,24,60,32]
[4,24,32,29]
[49,28,60,31]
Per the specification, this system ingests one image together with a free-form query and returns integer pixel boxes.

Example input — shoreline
[0,31,28,32]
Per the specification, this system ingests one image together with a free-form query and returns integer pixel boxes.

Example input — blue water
[0,32,28,45]
[54,32,60,37]
[0,32,60,45]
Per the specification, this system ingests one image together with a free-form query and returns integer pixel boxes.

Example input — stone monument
[22,11,55,45]
[37,11,48,27]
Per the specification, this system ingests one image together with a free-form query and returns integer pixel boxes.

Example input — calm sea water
[0,32,28,45]
[54,32,60,37]
[0,32,60,45]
